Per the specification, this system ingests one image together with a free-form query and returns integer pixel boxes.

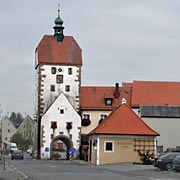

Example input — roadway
[9,157,180,180]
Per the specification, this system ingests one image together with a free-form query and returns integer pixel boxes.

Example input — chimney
[114,83,120,98]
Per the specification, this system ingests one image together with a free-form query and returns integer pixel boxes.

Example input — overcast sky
[0,0,180,117]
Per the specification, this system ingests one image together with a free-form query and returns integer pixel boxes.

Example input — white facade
[41,92,81,159]
[35,64,81,115]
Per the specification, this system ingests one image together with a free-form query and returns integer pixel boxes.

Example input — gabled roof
[81,85,132,110]
[36,35,82,66]
[89,104,159,136]
[131,81,180,107]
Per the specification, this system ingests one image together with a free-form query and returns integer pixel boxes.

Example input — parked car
[27,148,33,156]
[11,149,24,160]
[154,152,180,170]
[173,155,180,172]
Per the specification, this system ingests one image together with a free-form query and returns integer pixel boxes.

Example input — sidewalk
[0,155,28,180]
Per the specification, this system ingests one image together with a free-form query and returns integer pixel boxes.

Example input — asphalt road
[9,158,180,180]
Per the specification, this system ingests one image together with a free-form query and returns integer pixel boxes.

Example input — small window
[51,67,56,74]
[68,68,72,75]
[100,114,107,120]
[51,121,57,129]
[104,141,114,152]
[50,85,55,92]
[66,122,72,130]
[65,85,70,92]
[105,98,113,106]
[8,129,10,132]
[83,114,90,119]
[60,109,64,114]
[56,75,63,83]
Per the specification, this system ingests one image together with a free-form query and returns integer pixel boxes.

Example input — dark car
[11,149,24,160]
[154,152,180,170]
[173,155,180,172]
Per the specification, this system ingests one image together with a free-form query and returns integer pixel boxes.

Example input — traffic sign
[68,148,76,155]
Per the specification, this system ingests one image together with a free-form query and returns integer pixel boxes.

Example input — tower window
[68,68,72,75]
[65,85,70,92]
[56,75,63,83]
[51,67,56,74]
[50,85,55,92]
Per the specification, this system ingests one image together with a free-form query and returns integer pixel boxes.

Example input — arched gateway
[50,135,73,160]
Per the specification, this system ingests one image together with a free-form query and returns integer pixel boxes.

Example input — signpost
[68,148,76,161]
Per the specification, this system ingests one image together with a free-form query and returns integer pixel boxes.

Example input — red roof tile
[131,81,180,107]
[36,35,82,66]
[89,104,159,136]
[81,85,132,110]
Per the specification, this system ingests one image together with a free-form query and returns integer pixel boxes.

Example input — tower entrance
[50,135,73,160]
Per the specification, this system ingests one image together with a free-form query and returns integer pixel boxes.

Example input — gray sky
[0,0,180,117]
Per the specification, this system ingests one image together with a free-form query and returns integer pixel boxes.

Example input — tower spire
[53,3,64,43]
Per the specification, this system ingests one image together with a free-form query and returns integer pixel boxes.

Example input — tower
[35,6,82,159]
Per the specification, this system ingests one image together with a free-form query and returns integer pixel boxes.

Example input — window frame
[105,98,113,106]
[104,141,114,153]
[56,75,63,84]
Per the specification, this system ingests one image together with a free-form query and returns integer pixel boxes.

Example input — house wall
[40,93,81,159]
[1,117,16,142]
[142,117,180,151]
[17,117,36,142]
[81,110,111,134]
[89,135,156,165]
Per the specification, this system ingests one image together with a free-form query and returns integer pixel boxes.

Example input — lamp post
[33,114,37,157]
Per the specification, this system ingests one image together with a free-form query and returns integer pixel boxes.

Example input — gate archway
[50,135,73,160]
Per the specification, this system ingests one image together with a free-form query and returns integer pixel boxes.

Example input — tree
[10,133,33,151]
[10,112,24,128]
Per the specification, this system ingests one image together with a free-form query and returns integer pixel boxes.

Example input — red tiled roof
[131,81,180,107]
[81,85,132,110]
[89,104,159,136]
[36,35,82,66]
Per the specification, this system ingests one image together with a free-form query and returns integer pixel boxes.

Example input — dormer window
[105,98,113,106]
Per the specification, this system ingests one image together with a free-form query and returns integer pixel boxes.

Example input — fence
[0,155,10,170]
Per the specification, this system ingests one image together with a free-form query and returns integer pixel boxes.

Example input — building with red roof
[88,103,159,165]
[34,7,82,160]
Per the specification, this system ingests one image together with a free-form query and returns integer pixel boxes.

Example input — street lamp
[33,114,38,158]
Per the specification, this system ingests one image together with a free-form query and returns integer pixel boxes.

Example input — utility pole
[37,115,41,159]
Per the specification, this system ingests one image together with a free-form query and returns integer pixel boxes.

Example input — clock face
[58,68,62,72]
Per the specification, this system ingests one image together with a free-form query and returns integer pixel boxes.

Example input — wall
[35,64,81,115]
[89,135,156,165]
[142,117,180,151]
[40,93,81,159]
[81,110,111,134]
